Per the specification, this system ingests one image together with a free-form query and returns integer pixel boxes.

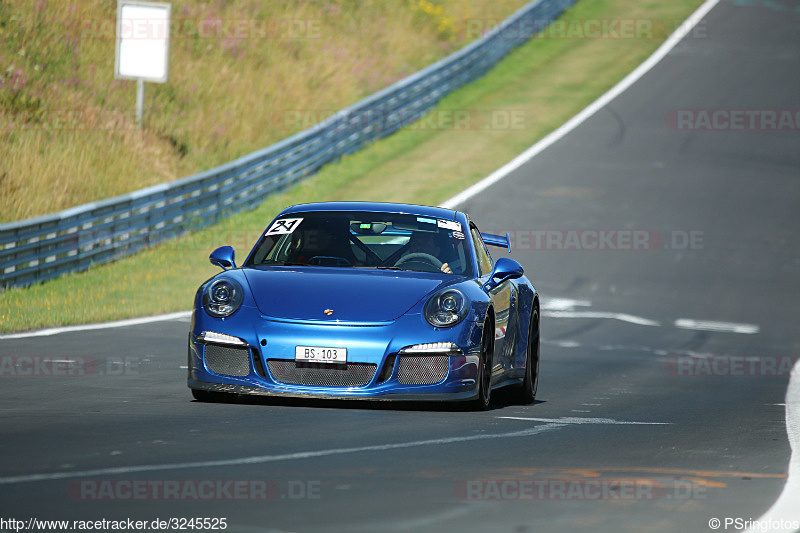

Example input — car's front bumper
[187,309,483,402]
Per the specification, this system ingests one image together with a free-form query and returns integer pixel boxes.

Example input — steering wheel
[395,252,443,270]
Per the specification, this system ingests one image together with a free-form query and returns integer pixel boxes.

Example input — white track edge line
[0,423,564,485]
[543,310,660,327]
[439,0,721,209]
[675,318,760,334]
[747,359,800,532]
[0,311,192,340]
[499,416,671,425]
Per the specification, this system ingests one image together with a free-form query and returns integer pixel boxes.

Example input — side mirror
[484,257,523,291]
[210,246,236,270]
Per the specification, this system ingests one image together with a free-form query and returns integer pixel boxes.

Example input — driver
[398,231,454,274]
[289,218,359,266]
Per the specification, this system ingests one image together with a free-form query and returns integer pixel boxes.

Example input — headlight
[425,289,469,327]
[400,342,462,355]
[202,278,243,318]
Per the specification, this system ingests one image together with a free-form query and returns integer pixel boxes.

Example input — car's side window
[470,225,494,276]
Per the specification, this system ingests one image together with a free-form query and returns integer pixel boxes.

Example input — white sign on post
[114,0,171,128]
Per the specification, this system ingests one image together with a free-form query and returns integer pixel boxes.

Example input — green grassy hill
[0,0,526,222]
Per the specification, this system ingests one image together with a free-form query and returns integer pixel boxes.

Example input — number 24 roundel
[265,218,303,236]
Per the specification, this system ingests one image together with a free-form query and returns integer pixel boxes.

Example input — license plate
[295,346,347,364]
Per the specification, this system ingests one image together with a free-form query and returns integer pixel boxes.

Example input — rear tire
[513,305,539,405]
[471,317,494,411]
[191,388,237,403]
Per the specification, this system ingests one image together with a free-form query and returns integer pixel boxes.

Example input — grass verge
[0,0,704,333]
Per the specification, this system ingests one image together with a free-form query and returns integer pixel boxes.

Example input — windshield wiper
[259,261,308,267]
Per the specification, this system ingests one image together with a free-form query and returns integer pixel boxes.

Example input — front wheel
[513,306,539,405]
[471,317,494,411]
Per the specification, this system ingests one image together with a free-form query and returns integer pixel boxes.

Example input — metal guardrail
[0,0,577,289]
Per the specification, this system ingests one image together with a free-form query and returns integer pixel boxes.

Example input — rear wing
[480,232,512,253]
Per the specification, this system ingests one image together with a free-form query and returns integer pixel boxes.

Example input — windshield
[245,211,473,276]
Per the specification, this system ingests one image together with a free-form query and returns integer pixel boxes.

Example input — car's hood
[242,267,448,323]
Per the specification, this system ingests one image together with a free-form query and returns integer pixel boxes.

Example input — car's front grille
[267,359,377,388]
[397,355,449,385]
[204,344,251,377]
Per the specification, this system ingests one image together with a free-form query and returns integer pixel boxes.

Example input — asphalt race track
[1,1,799,531]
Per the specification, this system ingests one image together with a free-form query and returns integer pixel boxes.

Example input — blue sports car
[187,202,539,410]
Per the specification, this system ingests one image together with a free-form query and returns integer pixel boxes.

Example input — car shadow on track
[193,388,545,412]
